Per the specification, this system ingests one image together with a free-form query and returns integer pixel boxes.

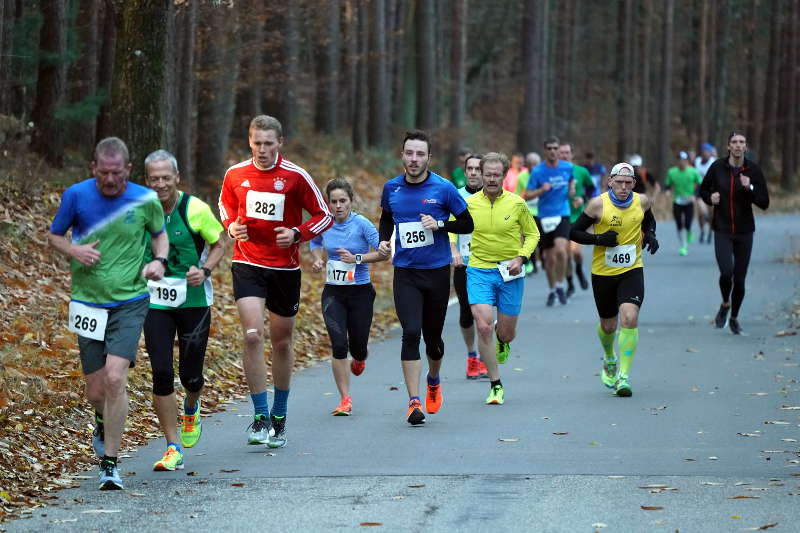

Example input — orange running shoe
[478,359,488,378]
[426,382,443,414]
[406,398,425,425]
[331,395,352,416]
[351,359,366,376]
[466,357,481,379]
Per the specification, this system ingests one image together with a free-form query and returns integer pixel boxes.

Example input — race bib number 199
[68,301,109,341]
[246,190,285,221]
[604,244,637,268]
[398,221,433,249]
[147,277,188,307]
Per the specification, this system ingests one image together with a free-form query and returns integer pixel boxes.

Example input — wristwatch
[749,184,754,191]
[202,267,212,278]
[155,257,168,268]
[292,228,301,243]
[355,254,363,265]
[436,220,445,229]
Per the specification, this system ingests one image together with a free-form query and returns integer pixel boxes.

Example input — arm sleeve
[295,174,333,242]
[146,197,166,235]
[518,203,540,257]
[569,212,599,245]
[218,171,237,230]
[442,207,473,234]
[750,167,770,210]
[641,208,656,234]
[50,188,76,236]
[188,197,224,244]
[379,208,394,242]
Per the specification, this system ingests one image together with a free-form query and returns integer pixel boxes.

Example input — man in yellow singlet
[568,162,659,396]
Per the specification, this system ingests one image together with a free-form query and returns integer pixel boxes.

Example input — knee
[475,320,493,339]
[243,329,263,350]
[619,311,638,329]
[425,339,444,361]
[272,334,293,355]
[85,379,104,404]
[497,326,516,344]
[180,375,204,394]
[459,314,474,329]
[104,370,127,395]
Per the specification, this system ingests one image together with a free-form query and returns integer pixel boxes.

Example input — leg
[453,266,476,354]
[714,232,735,306]
[421,267,450,379]
[472,304,498,380]
[346,283,376,363]
[394,268,425,399]
[322,285,351,398]
[730,232,754,318]
[268,312,295,391]
[143,308,179,445]
[236,297,268,395]
[102,355,131,458]
[177,307,210,410]
[552,237,569,283]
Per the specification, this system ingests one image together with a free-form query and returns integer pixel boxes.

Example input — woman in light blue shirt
[310,178,389,416]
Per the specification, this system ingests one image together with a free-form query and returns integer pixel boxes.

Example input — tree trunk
[415,0,435,130]
[759,0,782,176]
[517,0,538,152]
[399,0,417,129]
[367,0,389,146]
[616,0,632,162]
[315,0,341,134]
[0,0,12,114]
[710,0,730,144]
[566,0,582,140]
[352,0,368,151]
[656,0,674,183]
[235,1,264,134]
[448,0,466,167]
[31,0,67,166]
[175,0,197,189]
[68,0,99,149]
[343,0,358,132]
[638,0,653,157]
[780,0,799,188]
[281,1,300,138]
[698,0,709,146]
[95,0,116,143]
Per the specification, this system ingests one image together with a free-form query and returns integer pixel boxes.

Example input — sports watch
[355,254,363,265]
[155,257,168,268]
[202,267,212,278]
[436,220,445,229]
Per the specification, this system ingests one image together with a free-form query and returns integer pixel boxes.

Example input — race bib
[497,259,524,282]
[246,190,285,221]
[540,216,561,233]
[674,195,693,206]
[147,277,188,307]
[326,260,356,285]
[459,234,472,257]
[398,221,433,249]
[604,244,637,268]
[68,301,109,341]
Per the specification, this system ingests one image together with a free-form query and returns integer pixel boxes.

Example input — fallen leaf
[748,392,768,396]
[231,483,245,487]
[685,458,696,462]
[360,523,383,527]
[498,438,519,442]
[701,482,723,485]
[389,386,398,391]
[129,493,146,497]
[588,441,600,446]
[764,421,790,425]
[781,438,797,442]
[552,432,568,436]
[735,482,752,486]
[775,330,797,337]
[737,433,761,437]
[640,506,664,510]
[691,387,700,392]
[728,495,760,499]
[731,515,742,519]
[745,487,768,491]
[591,523,607,528]
[708,456,719,460]
[219,469,240,473]
[639,484,668,489]
[607,476,625,479]
[407,485,425,488]
[186,471,198,476]
[686,348,699,353]
[50,518,78,523]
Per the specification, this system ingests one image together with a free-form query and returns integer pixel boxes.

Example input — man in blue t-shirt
[524,136,575,306]
[378,129,474,426]
[583,151,607,197]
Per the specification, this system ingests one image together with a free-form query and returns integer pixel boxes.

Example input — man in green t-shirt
[48,137,168,490]
[143,150,226,472]
[450,148,470,188]
[666,151,703,256]
[559,143,595,296]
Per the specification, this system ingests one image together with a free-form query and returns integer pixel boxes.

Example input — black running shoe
[546,292,556,307]
[714,305,729,329]
[577,271,589,290]
[556,287,568,305]
[729,317,742,335]
[566,283,575,298]
[268,415,287,448]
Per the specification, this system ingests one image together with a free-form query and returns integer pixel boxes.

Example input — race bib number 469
[604,244,637,268]
[398,221,433,249]
[68,301,109,341]
[246,190,285,221]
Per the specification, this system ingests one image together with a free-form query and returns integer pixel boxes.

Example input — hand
[451,251,463,267]
[739,174,751,188]
[710,192,720,205]
[73,239,101,267]
[185,265,205,286]
[378,241,392,257]
[336,248,356,264]
[595,230,618,247]
[540,182,552,192]
[506,256,523,276]
[420,213,438,230]
[311,258,324,273]
[571,196,584,209]
[141,260,165,281]
[274,226,296,248]
[229,216,249,241]
[643,231,659,254]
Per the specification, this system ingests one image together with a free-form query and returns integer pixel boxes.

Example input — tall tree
[315,0,341,134]
[175,0,197,188]
[415,0,435,129]
[656,0,674,182]
[448,0,466,167]
[517,0,538,152]
[367,0,389,146]
[615,0,633,162]
[281,2,300,138]
[95,0,116,143]
[780,0,799,187]
[759,0,782,176]
[697,0,710,146]
[710,0,731,144]
[31,0,68,166]
[352,0,368,151]
[399,0,417,128]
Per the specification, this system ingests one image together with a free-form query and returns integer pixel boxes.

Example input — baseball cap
[628,154,643,167]
[678,151,689,159]
[609,162,635,177]
[701,142,714,152]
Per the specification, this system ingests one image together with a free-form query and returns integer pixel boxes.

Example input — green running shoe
[687,231,695,244]
[485,384,505,405]
[496,336,510,364]
[614,374,632,397]
[180,401,202,448]
[601,357,618,389]
[678,246,688,256]
[153,444,184,471]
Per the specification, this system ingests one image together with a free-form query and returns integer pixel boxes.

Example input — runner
[665,151,703,256]
[48,137,168,490]
[450,148,470,189]
[516,152,542,275]
[699,131,769,335]
[628,154,658,194]
[569,162,660,397]
[583,151,607,197]
[466,152,539,404]
[377,129,474,425]
[219,115,333,447]
[310,178,389,415]
[524,137,575,306]
[694,142,716,244]
[503,152,526,193]
[559,142,594,297]
[448,153,488,379]
[142,150,225,472]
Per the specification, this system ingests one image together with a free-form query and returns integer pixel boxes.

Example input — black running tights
[393,266,450,361]
[714,231,753,318]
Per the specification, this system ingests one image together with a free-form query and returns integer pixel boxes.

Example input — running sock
[250,391,269,418]
[409,395,421,404]
[95,411,103,423]
[556,280,567,290]
[575,262,586,279]
[427,374,440,386]
[102,455,117,465]
[467,351,478,359]
[617,327,639,375]
[490,379,502,388]
[183,400,198,415]
[567,276,575,289]
[167,441,182,453]
[596,324,616,360]
[271,387,290,417]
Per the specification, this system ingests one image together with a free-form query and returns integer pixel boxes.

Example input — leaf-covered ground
[0,144,399,520]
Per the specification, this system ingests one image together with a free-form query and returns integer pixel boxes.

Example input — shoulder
[585,194,604,215]
[637,192,651,210]
[224,158,253,178]
[126,181,158,201]
[278,157,314,182]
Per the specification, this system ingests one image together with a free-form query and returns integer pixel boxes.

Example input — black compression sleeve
[442,208,474,234]
[379,209,394,242]
[569,212,598,245]
[642,208,656,234]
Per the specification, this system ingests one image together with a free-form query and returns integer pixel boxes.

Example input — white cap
[609,162,635,177]
[628,154,643,167]
[678,151,689,160]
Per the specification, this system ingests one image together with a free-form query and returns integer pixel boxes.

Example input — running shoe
[556,287,568,305]
[426,382,443,414]
[180,401,202,448]
[246,414,271,445]
[729,317,742,335]
[406,399,425,425]
[566,282,575,298]
[466,356,481,379]
[546,291,556,307]
[478,360,489,378]
[92,414,105,458]
[267,415,287,448]
[153,444,184,471]
[332,396,352,416]
[351,359,366,376]
[485,384,505,405]
[601,357,619,389]
[714,304,729,328]
[678,246,688,256]
[525,262,534,275]
[496,336,511,364]
[577,270,589,290]
[687,231,695,244]
[531,261,538,274]
[98,460,123,490]
[614,374,632,397]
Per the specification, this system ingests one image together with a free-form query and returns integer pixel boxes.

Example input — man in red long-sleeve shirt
[219,115,332,448]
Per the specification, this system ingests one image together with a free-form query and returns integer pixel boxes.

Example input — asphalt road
[6,214,800,533]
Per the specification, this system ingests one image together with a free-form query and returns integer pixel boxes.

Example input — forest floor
[1,137,799,522]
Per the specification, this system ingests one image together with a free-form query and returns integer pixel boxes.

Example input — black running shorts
[591,267,645,319]
[232,263,301,317]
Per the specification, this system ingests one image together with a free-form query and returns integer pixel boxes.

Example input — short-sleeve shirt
[570,164,595,222]
[50,179,165,307]
[310,212,379,285]
[451,167,466,189]
[585,163,607,196]
[381,172,468,269]
[527,161,573,218]
[666,166,702,204]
